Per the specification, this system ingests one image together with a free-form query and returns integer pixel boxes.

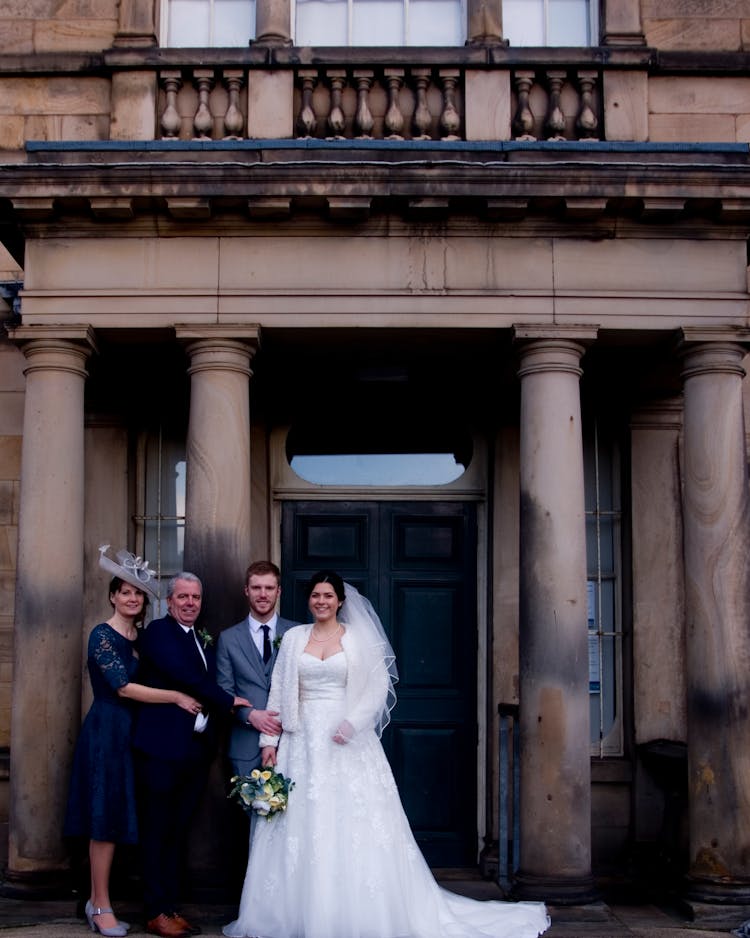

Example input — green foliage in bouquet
[228,766,295,820]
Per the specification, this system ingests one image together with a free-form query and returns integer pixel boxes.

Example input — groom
[216,560,297,777]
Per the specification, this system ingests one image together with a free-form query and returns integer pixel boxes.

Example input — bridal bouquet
[228,767,295,820]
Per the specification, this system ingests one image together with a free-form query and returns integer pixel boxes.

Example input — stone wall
[642,0,750,51]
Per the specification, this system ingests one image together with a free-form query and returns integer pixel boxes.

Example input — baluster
[544,70,567,141]
[193,69,215,140]
[411,68,432,140]
[576,70,599,140]
[297,70,318,138]
[353,70,375,138]
[384,69,405,139]
[326,70,347,139]
[512,70,536,140]
[222,70,245,140]
[438,69,461,141]
[160,70,183,139]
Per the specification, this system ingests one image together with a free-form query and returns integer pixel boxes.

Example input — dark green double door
[281,500,478,867]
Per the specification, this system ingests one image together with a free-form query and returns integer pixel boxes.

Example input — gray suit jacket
[216,615,296,772]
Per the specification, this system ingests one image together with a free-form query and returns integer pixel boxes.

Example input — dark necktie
[262,625,272,664]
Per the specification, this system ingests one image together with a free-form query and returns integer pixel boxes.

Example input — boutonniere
[197,627,214,649]
[273,635,283,651]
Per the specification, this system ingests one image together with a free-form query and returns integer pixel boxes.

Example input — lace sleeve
[89,625,130,692]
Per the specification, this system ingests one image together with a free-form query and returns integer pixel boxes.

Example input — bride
[223,570,550,938]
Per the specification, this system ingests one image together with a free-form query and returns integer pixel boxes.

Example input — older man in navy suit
[216,560,297,778]
[134,572,249,938]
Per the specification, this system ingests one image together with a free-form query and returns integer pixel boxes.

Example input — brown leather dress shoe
[146,912,190,938]
[171,913,202,935]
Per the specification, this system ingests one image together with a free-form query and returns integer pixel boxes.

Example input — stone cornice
[2,147,749,237]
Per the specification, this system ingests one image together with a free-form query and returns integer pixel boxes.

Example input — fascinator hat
[98,543,160,601]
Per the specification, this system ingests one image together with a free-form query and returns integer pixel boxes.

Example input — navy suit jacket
[133,613,235,761]
[216,615,296,768]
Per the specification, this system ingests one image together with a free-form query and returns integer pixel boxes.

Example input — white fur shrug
[259,624,389,747]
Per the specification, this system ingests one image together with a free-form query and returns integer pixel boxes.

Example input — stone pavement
[0,883,742,937]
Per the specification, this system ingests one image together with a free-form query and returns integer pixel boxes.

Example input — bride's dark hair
[305,569,345,603]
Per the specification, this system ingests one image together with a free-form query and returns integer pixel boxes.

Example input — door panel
[281,500,477,867]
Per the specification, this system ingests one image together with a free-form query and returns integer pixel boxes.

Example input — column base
[683,873,750,905]
[677,898,750,930]
[0,867,73,900]
[511,870,600,905]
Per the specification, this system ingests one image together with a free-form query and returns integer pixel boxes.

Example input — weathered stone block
[247,70,293,139]
[0,76,110,116]
[110,71,157,140]
[0,20,33,54]
[0,439,21,480]
[603,70,648,141]
[644,17,741,50]
[649,75,750,113]
[649,112,737,141]
[0,485,14,528]
[0,115,24,150]
[464,70,510,141]
[33,18,118,53]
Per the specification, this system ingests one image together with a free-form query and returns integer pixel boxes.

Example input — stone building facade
[1,0,750,915]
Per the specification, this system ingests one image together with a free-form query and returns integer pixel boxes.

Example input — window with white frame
[134,431,187,617]
[294,0,466,46]
[162,0,256,46]
[584,420,623,757]
[503,0,597,45]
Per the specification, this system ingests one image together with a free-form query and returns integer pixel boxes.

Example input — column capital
[677,332,749,382]
[513,324,599,343]
[176,325,261,377]
[175,324,261,345]
[6,325,98,378]
[7,323,97,349]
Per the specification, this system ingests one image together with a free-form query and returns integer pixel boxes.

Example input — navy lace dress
[64,623,140,844]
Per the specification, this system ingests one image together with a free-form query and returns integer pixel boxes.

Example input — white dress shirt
[248,612,278,657]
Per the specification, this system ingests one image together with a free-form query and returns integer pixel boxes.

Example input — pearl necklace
[309,623,342,643]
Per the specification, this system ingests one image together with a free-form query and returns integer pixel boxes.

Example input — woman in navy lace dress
[65,547,203,938]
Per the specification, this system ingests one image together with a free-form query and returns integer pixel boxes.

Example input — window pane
[214,0,256,44]
[296,0,348,44]
[167,0,211,46]
[502,0,544,45]
[291,453,466,485]
[410,0,463,44]
[352,0,404,45]
[548,0,590,44]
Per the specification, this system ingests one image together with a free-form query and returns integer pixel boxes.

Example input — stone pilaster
[177,326,259,629]
[5,326,96,893]
[512,328,598,905]
[679,333,750,906]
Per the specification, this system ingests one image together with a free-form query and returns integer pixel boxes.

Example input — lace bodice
[87,622,139,701]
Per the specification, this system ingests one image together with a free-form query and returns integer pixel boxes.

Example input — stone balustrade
[156,61,601,142]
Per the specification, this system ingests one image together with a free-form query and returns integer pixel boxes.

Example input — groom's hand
[248,709,282,735]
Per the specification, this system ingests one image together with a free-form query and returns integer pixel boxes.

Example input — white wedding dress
[223,651,550,938]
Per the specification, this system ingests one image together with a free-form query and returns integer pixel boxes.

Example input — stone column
[512,329,597,904]
[177,326,259,630]
[255,0,292,45]
[5,327,96,893]
[466,0,503,44]
[679,334,750,907]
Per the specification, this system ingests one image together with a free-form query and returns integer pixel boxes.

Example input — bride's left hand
[332,720,354,745]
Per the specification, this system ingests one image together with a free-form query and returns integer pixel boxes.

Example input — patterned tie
[262,625,272,664]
